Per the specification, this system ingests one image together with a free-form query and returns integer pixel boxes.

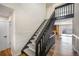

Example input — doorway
[0,19,12,56]
[52,25,60,39]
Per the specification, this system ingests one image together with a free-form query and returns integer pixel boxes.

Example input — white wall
[73,4,79,36]
[72,4,79,54]
[46,3,54,19]
[2,3,46,55]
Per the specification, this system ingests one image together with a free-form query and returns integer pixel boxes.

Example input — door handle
[3,36,7,38]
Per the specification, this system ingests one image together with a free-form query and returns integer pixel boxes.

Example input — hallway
[0,3,78,56]
[48,35,78,56]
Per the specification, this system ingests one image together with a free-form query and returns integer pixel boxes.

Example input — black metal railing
[22,19,46,51]
[55,3,74,20]
[36,11,56,56]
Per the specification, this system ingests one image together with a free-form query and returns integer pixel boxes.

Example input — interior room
[0,3,79,56]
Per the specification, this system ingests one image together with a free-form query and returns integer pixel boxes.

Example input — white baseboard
[11,50,21,56]
[72,34,79,55]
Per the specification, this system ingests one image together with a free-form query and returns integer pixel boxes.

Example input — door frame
[8,12,15,56]
[0,17,12,55]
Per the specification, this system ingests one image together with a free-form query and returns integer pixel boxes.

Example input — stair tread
[35,21,47,37]
[24,48,35,56]
[23,20,48,56]
[29,47,35,52]
[32,20,47,41]
[30,39,36,43]
[31,42,35,45]
[27,44,35,52]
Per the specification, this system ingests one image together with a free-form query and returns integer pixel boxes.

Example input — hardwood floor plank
[47,35,78,56]
[0,48,12,56]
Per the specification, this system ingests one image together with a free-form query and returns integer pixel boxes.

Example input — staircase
[21,10,56,56]
[21,3,74,56]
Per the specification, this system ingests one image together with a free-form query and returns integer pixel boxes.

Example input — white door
[0,21,9,51]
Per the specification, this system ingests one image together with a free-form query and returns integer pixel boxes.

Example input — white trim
[61,34,72,37]
[11,11,16,56]
[72,34,79,40]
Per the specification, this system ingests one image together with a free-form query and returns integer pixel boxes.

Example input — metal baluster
[62,7,64,16]
[72,4,74,14]
[61,7,63,17]
[64,6,65,16]
[70,4,72,15]
[66,5,68,16]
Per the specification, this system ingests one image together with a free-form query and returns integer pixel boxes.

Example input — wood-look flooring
[48,35,78,56]
[20,34,78,56]
[0,48,12,56]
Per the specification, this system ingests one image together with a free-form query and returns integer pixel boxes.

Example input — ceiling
[46,3,54,8]
[0,4,13,18]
